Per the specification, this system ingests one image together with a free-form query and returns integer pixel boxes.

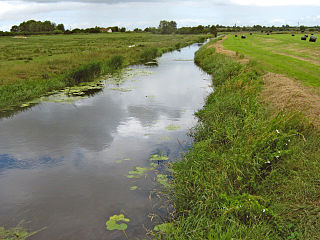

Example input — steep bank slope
[155,41,320,239]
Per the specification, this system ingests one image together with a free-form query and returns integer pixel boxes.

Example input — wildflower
[276,129,280,134]
[263,209,266,212]
[276,156,279,158]
[265,161,271,164]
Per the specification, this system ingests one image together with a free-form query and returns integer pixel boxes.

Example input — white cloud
[230,0,320,6]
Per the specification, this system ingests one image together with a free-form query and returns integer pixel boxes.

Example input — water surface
[0,44,211,239]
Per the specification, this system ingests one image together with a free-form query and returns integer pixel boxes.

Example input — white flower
[263,209,266,212]
[276,156,279,158]
[276,129,280,134]
[265,161,271,164]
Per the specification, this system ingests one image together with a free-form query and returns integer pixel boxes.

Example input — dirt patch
[12,36,27,39]
[261,72,320,129]
[209,36,250,64]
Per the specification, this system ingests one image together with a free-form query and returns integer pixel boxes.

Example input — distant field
[223,33,320,87]
[0,33,204,109]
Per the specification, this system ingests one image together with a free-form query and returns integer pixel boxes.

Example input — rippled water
[0,43,211,239]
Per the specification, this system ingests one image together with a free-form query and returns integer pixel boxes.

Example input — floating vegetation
[108,87,133,92]
[150,163,158,169]
[105,214,130,239]
[156,174,170,188]
[166,124,181,131]
[154,223,174,234]
[0,223,44,240]
[127,167,149,179]
[124,158,131,161]
[104,68,153,85]
[20,103,31,108]
[145,95,156,98]
[173,59,193,61]
[115,160,123,164]
[150,154,169,161]
[144,61,158,66]
[159,137,170,140]
[130,186,138,191]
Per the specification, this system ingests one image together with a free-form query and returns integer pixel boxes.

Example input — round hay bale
[301,36,307,40]
[309,36,317,42]
[241,35,246,39]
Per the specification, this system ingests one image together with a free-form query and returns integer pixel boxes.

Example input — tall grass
[64,62,101,86]
[156,41,320,239]
[140,47,159,62]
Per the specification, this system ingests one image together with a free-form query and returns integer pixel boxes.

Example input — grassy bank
[155,41,320,239]
[222,34,320,88]
[0,33,206,110]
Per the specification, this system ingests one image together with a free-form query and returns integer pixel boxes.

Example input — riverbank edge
[154,39,320,239]
[0,36,206,112]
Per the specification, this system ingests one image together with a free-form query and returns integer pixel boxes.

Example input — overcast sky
[0,0,319,31]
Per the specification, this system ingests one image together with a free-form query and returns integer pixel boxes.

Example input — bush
[140,47,158,62]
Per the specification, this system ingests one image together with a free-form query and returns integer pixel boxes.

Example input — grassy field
[155,41,320,239]
[222,34,320,88]
[0,33,205,110]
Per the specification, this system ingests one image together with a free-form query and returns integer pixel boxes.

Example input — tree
[209,25,217,37]
[158,20,177,34]
[10,25,19,32]
[300,25,306,32]
[120,27,126,32]
[56,24,65,32]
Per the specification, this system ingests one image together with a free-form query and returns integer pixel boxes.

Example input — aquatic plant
[105,214,130,240]
[165,124,181,131]
[127,167,149,179]
[149,154,169,161]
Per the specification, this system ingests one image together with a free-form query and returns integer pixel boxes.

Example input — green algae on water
[166,124,181,131]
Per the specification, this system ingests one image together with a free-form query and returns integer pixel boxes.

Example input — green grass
[223,34,320,87]
[155,41,320,239]
[0,33,206,110]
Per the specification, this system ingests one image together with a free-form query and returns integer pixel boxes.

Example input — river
[0,43,211,239]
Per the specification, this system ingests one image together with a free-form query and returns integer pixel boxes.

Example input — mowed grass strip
[222,34,320,88]
[0,33,205,110]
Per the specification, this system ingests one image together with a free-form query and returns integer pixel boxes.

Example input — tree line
[1,19,318,37]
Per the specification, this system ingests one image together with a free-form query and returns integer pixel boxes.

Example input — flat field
[223,33,320,87]
[0,33,204,109]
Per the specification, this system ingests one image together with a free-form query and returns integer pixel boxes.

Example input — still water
[0,43,211,239]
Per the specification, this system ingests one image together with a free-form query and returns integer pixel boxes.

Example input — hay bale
[241,35,246,39]
[309,36,317,42]
[301,36,307,40]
